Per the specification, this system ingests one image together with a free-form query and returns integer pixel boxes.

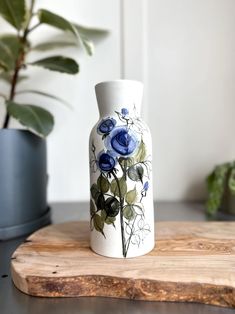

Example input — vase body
[89,80,154,258]
[0,129,50,240]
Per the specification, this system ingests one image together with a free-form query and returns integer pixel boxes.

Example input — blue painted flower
[121,108,129,116]
[97,118,116,135]
[105,126,139,156]
[98,152,116,172]
[143,181,149,191]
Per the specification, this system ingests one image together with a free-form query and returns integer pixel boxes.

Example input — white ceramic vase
[89,80,154,258]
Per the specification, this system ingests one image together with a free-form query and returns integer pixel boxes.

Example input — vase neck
[95,80,143,117]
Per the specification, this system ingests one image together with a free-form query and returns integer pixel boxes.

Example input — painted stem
[111,170,127,257]
[125,214,137,254]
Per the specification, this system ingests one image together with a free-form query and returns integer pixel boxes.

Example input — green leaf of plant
[32,40,77,51]
[73,23,105,56]
[93,214,105,236]
[38,9,77,36]
[0,35,21,70]
[0,60,8,71]
[110,177,127,197]
[73,23,108,37]
[123,205,135,221]
[0,0,26,30]
[7,101,54,137]
[104,197,120,217]
[97,174,110,193]
[135,138,147,163]
[125,187,137,204]
[127,164,144,183]
[206,163,230,216]
[79,34,94,56]
[30,56,79,74]
[15,90,72,108]
[228,168,235,195]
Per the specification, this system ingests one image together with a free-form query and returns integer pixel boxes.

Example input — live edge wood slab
[11,221,235,308]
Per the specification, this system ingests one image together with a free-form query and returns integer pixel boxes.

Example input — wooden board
[11,221,235,308]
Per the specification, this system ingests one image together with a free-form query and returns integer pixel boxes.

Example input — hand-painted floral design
[98,152,116,172]
[97,118,116,135]
[105,126,139,156]
[90,107,151,257]
[121,108,129,116]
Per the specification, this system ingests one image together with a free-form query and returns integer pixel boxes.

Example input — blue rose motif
[121,108,129,116]
[98,152,116,172]
[143,181,149,191]
[105,126,139,156]
[97,118,116,135]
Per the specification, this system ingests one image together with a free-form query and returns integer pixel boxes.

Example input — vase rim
[95,79,143,89]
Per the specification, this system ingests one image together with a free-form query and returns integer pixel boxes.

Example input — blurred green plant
[206,162,235,216]
[0,0,107,136]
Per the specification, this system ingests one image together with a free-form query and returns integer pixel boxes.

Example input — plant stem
[112,170,127,257]
[2,0,36,128]
[2,62,20,128]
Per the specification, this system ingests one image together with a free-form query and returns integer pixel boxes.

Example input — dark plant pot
[217,182,235,221]
[0,129,51,240]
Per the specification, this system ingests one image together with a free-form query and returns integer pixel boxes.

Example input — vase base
[90,242,155,259]
[0,207,51,240]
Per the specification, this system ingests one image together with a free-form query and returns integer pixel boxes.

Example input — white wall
[0,0,121,202]
[123,0,235,201]
[0,0,235,202]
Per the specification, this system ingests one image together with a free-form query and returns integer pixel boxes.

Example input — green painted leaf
[0,0,26,30]
[96,194,105,211]
[15,90,71,108]
[101,209,107,220]
[119,157,134,168]
[125,187,137,204]
[93,214,105,236]
[97,175,110,193]
[105,216,116,225]
[133,204,144,216]
[135,138,146,163]
[127,164,144,183]
[90,200,96,215]
[30,56,79,74]
[110,177,127,197]
[7,101,54,137]
[90,183,100,201]
[32,40,77,51]
[123,205,135,221]
[101,209,116,226]
[104,197,120,217]
[0,35,21,71]
[38,9,77,35]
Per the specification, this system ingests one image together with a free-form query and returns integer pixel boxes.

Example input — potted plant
[206,162,235,219]
[0,0,103,239]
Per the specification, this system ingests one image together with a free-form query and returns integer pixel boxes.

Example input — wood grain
[11,221,235,307]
